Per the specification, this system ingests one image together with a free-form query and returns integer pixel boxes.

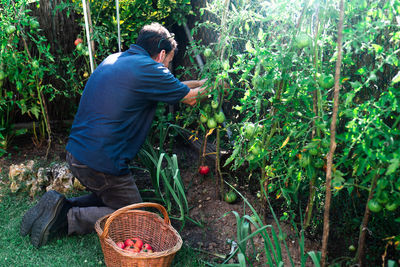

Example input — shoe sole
[20,190,61,237]
[30,194,66,248]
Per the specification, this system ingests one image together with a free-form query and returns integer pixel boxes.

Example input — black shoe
[30,192,70,248]
[20,190,64,237]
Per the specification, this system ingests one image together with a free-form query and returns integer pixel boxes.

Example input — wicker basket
[95,202,183,267]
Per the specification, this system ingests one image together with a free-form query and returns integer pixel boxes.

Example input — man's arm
[181,85,209,106]
[181,79,207,89]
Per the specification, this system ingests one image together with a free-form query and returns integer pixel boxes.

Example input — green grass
[0,188,207,267]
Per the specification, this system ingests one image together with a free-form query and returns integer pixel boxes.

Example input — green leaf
[224,147,240,167]
[391,71,400,85]
[371,44,383,54]
[307,251,321,267]
[386,157,400,175]
[245,40,255,54]
[30,105,40,119]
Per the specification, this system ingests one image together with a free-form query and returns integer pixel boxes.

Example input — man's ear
[154,50,166,63]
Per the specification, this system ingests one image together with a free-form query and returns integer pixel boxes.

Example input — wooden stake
[321,0,344,265]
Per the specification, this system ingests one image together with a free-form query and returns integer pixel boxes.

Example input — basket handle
[101,202,170,239]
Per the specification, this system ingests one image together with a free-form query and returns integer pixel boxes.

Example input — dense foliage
[0,0,192,157]
[178,0,400,264]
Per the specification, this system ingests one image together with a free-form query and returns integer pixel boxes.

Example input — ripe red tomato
[124,246,140,253]
[124,238,134,247]
[131,237,143,249]
[141,243,153,253]
[116,241,125,249]
[198,165,210,175]
[143,243,153,250]
[74,38,83,46]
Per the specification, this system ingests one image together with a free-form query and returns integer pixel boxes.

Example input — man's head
[136,22,177,68]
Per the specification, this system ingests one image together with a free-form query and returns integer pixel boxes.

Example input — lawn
[0,188,207,267]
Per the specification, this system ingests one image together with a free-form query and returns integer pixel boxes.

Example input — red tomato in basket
[131,237,143,249]
[124,238,134,247]
[125,246,140,253]
[143,243,153,250]
[141,243,153,253]
[116,241,125,249]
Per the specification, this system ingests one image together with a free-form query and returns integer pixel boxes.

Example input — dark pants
[66,152,142,234]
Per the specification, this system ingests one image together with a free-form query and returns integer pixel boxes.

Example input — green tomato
[322,139,330,148]
[244,123,255,139]
[348,245,356,252]
[211,100,218,109]
[377,191,389,204]
[76,43,83,51]
[294,32,312,49]
[32,60,39,69]
[250,145,260,156]
[204,104,212,114]
[200,114,208,123]
[368,199,382,213]
[0,70,5,80]
[385,202,398,212]
[214,111,225,124]
[318,74,335,89]
[6,25,16,35]
[309,148,319,156]
[30,19,39,29]
[224,191,237,203]
[207,118,217,129]
[84,49,89,56]
[204,48,212,58]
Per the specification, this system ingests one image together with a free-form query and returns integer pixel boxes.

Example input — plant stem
[355,169,380,265]
[216,127,223,199]
[321,0,344,265]
[304,3,321,228]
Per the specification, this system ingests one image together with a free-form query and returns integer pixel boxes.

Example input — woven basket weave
[95,202,182,267]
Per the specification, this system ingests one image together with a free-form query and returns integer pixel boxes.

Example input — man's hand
[181,79,209,106]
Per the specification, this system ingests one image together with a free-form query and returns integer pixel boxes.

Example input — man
[20,22,208,248]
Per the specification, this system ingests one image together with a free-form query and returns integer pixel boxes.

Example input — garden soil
[0,130,319,266]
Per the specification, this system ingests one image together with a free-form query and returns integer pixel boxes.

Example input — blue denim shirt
[66,44,189,176]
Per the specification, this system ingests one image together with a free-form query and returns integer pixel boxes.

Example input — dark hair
[136,22,177,58]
